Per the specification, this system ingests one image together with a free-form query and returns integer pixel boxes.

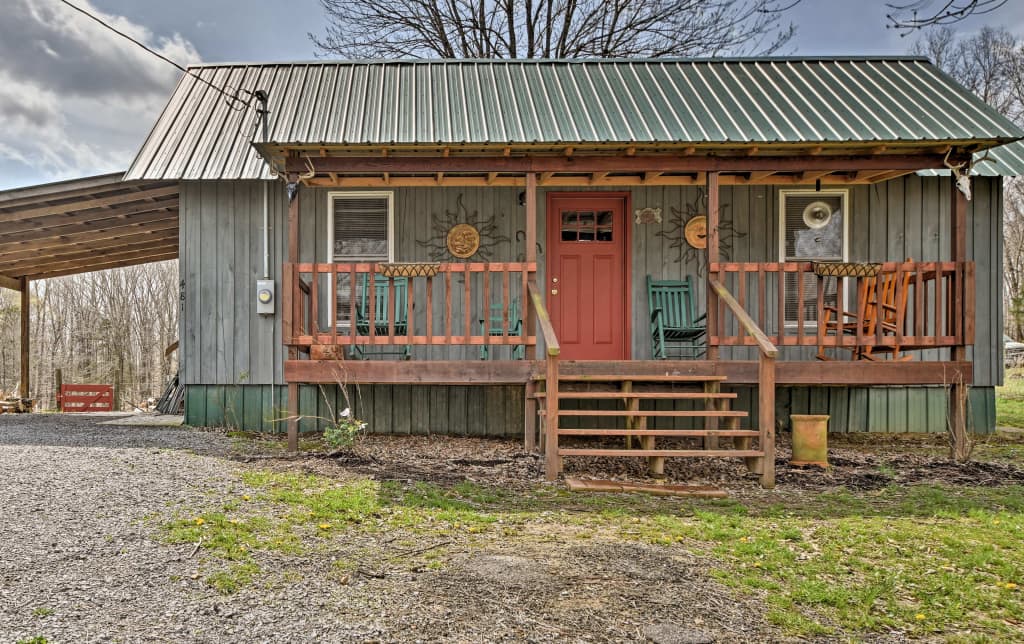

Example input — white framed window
[326,191,395,262]
[778,189,849,325]
[327,191,395,329]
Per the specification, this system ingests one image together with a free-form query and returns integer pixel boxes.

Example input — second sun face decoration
[656,190,745,276]
[417,194,510,261]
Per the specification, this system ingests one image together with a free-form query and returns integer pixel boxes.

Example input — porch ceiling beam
[303,171,922,189]
[0,221,179,257]
[0,229,179,267]
[24,251,179,281]
[287,153,958,175]
[747,171,776,182]
[852,169,894,182]
[799,170,833,182]
[2,199,179,236]
[0,273,21,291]
[0,239,178,274]
[0,210,178,247]
[0,185,179,224]
[869,170,914,182]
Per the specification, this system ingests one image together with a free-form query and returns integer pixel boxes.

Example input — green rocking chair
[478,299,525,360]
[350,274,412,360]
[648,275,706,359]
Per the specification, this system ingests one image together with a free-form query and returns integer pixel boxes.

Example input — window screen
[780,191,846,324]
[332,195,390,261]
[330,193,392,329]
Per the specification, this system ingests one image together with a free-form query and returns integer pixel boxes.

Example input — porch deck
[279,166,977,489]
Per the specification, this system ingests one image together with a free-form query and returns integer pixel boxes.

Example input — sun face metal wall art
[656,190,745,276]
[417,194,510,261]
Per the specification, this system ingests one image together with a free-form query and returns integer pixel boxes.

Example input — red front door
[547,193,629,360]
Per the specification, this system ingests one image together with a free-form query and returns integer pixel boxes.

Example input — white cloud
[0,0,201,186]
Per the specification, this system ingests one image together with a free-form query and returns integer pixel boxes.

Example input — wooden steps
[543,409,747,418]
[556,429,759,437]
[560,448,763,458]
[535,374,728,383]
[533,391,737,400]
[530,371,768,483]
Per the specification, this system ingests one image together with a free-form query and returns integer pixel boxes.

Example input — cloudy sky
[2,0,1024,191]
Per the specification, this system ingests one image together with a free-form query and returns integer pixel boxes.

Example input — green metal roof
[126,58,1024,181]
[917,140,1024,177]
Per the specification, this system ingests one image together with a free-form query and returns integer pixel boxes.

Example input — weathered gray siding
[179,175,1003,433]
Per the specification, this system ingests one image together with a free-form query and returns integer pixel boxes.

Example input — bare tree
[0,261,179,411]
[913,27,1024,340]
[888,1,1009,35]
[311,0,801,59]
[913,26,1022,122]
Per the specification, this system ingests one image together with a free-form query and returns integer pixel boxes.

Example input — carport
[0,173,179,399]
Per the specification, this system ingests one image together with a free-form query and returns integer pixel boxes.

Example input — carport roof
[0,172,178,287]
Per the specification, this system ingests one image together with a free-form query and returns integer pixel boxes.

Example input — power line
[56,0,254,111]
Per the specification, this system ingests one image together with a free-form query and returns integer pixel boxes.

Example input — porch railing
[707,260,975,352]
[283,261,538,350]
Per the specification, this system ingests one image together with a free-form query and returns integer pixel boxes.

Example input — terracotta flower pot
[790,414,829,467]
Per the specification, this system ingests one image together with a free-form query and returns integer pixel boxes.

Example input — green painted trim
[181,384,996,436]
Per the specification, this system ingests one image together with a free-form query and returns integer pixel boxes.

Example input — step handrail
[527,279,560,357]
[527,279,560,480]
[708,276,776,488]
[708,278,777,358]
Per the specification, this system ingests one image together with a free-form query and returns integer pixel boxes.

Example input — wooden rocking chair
[817,262,914,361]
[648,275,706,359]
[350,274,412,360]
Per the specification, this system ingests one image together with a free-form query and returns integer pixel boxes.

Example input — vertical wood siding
[179,176,1003,434]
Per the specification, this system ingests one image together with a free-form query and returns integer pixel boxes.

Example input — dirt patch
[360,539,777,642]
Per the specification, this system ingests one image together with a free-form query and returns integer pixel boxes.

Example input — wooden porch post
[706,171,720,360]
[949,176,970,460]
[524,173,539,451]
[19,277,29,400]
[286,174,300,452]
[704,172,721,451]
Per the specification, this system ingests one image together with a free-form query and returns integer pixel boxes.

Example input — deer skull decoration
[943,149,991,202]
[286,157,317,201]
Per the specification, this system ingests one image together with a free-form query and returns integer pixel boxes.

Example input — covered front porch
[275,153,981,487]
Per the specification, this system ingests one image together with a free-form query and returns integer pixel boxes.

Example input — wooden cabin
[7,57,1022,487]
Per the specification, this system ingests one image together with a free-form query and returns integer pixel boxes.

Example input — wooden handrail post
[709,277,778,488]
[528,279,561,480]
[758,352,776,489]
[545,351,560,480]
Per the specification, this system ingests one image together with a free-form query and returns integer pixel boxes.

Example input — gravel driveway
[0,414,375,643]
[0,414,778,644]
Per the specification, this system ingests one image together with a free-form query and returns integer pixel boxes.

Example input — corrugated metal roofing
[126,58,1024,181]
[917,139,1024,177]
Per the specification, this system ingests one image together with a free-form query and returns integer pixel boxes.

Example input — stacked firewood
[0,397,35,414]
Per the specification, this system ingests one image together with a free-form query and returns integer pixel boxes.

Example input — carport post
[20,277,29,399]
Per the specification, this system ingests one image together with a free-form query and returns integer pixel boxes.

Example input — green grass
[623,485,1024,637]
[996,367,1024,428]
[30,607,52,618]
[205,562,261,595]
[163,469,1024,638]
